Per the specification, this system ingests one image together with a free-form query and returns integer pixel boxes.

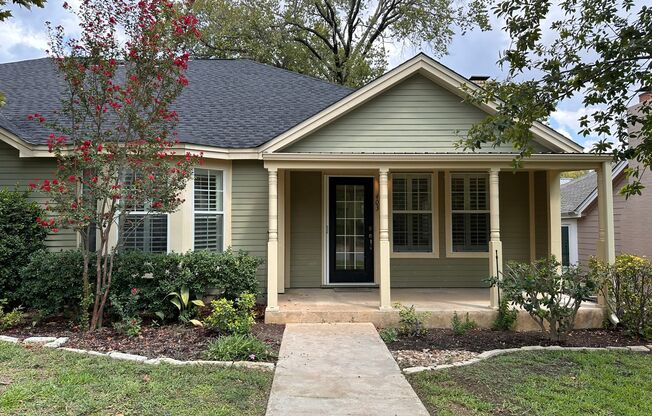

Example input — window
[121,172,168,253]
[392,174,433,253]
[194,168,224,251]
[561,225,570,267]
[450,173,489,253]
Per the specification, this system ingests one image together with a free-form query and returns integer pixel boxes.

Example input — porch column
[547,171,562,261]
[266,168,279,312]
[489,168,503,308]
[379,168,392,311]
[597,162,615,306]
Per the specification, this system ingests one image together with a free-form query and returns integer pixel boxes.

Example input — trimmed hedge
[0,189,48,306]
[18,249,262,320]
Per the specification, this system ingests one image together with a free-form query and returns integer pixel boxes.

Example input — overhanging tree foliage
[191,0,489,87]
[460,0,652,197]
[31,0,201,330]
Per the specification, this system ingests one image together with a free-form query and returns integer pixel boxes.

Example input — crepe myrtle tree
[29,0,202,330]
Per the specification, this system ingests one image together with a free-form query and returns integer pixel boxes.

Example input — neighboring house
[0,54,616,322]
[561,90,652,268]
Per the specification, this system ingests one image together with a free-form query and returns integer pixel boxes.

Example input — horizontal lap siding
[0,140,76,251]
[500,172,530,263]
[231,160,268,288]
[283,74,549,153]
[289,172,322,287]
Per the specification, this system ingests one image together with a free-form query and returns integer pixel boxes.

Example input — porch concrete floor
[266,288,604,330]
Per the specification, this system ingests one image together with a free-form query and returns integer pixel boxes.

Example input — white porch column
[597,162,615,306]
[547,171,562,261]
[379,168,392,311]
[266,168,279,312]
[489,168,503,308]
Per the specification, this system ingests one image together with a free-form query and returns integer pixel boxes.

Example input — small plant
[492,298,519,331]
[493,257,598,342]
[395,303,430,337]
[451,312,477,336]
[0,299,24,331]
[379,327,398,343]
[110,290,142,337]
[162,285,205,326]
[203,292,256,335]
[205,334,271,361]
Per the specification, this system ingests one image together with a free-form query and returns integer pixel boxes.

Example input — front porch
[265,288,605,331]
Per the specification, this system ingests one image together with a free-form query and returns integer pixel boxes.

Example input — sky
[0,0,630,150]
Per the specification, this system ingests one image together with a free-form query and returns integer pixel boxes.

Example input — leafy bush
[202,248,262,299]
[590,255,652,339]
[0,299,24,330]
[205,334,271,361]
[162,285,205,326]
[395,303,430,337]
[451,312,477,335]
[18,250,86,317]
[109,290,141,337]
[379,327,398,343]
[492,257,598,342]
[203,292,256,335]
[0,189,48,306]
[491,298,519,331]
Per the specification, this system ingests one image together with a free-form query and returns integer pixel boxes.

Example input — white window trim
[191,167,225,252]
[561,220,579,266]
[445,171,490,258]
[389,171,439,258]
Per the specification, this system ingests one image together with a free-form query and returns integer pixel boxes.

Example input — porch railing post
[489,168,503,308]
[379,168,392,311]
[266,168,279,313]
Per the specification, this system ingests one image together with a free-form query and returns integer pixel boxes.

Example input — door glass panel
[335,184,365,270]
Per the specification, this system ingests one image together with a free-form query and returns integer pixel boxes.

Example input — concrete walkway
[266,323,429,416]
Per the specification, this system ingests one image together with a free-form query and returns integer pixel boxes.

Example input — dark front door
[328,177,374,284]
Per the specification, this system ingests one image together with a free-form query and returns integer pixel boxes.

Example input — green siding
[0,140,76,251]
[283,74,550,154]
[230,160,268,288]
[289,172,322,287]
[500,172,531,263]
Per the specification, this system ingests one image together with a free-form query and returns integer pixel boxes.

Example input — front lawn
[409,350,652,416]
[0,343,273,416]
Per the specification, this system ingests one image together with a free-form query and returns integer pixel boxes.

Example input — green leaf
[181,286,190,306]
[170,298,181,311]
[154,311,165,320]
[189,319,203,327]
[191,299,205,307]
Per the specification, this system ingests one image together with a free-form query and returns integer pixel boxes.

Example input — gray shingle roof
[0,58,353,148]
[561,171,597,215]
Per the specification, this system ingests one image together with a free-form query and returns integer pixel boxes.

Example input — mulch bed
[384,328,644,353]
[2,319,285,361]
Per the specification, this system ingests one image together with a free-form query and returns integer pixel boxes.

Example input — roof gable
[263,53,583,154]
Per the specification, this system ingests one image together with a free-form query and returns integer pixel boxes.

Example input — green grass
[409,350,652,416]
[0,343,273,416]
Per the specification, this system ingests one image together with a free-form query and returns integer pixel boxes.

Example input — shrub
[590,255,652,339]
[203,292,256,335]
[493,257,598,342]
[18,250,86,317]
[491,298,518,331]
[109,290,141,337]
[395,303,430,337]
[201,248,262,299]
[205,334,271,361]
[451,312,477,335]
[0,189,48,306]
[379,327,398,343]
[162,284,205,326]
[0,299,24,331]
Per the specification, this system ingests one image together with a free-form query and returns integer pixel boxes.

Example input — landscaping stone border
[0,335,275,371]
[402,344,652,374]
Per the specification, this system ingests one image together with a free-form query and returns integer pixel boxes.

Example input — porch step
[265,307,605,331]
